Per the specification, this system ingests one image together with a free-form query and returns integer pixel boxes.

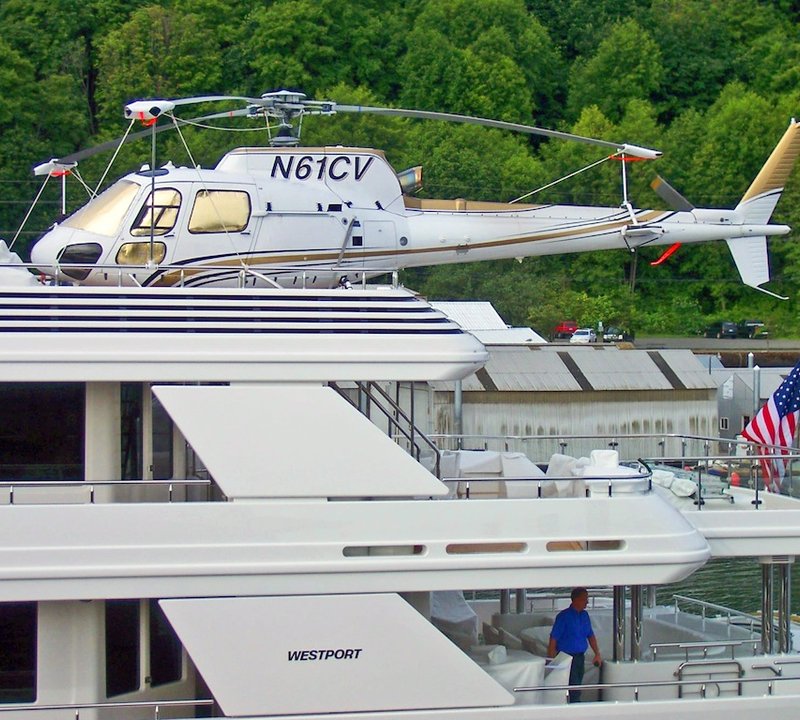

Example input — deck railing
[0,260,404,289]
[430,432,800,507]
[0,478,215,505]
[513,669,800,702]
[670,594,763,636]
[0,698,214,718]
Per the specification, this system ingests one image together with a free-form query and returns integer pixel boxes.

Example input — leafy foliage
[1,0,799,335]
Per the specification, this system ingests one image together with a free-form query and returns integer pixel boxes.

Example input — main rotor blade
[650,175,694,211]
[335,104,662,159]
[49,108,253,166]
[170,94,262,107]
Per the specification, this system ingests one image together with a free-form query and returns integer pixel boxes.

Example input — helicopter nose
[31,229,103,281]
[29,233,61,270]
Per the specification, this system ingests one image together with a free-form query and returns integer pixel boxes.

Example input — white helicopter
[24,90,800,297]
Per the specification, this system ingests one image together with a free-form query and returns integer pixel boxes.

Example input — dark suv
[704,321,738,338]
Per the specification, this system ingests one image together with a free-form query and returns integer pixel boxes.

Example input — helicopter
[23,90,799,297]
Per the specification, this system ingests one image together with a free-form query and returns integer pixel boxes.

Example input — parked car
[570,327,597,343]
[704,321,738,339]
[552,320,578,340]
[603,326,635,343]
[737,320,768,339]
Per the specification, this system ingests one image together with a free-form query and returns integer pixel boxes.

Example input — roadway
[624,337,800,367]
[550,337,800,367]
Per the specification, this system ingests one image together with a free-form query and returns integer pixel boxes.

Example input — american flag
[742,361,800,491]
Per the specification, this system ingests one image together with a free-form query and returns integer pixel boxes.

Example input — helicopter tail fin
[735,118,800,224]
[726,119,800,298]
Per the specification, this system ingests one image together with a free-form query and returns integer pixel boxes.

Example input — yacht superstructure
[1,283,800,720]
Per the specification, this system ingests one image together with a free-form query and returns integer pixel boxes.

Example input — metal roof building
[430,345,719,462]
[429,301,547,345]
[714,366,796,443]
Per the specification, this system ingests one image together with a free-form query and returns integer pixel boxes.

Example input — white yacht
[1,280,799,720]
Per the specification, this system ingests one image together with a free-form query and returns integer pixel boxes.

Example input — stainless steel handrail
[1,478,213,505]
[330,381,441,479]
[651,639,760,661]
[669,594,762,638]
[0,479,211,488]
[430,431,798,458]
[430,432,800,505]
[675,659,744,698]
[752,657,800,676]
[514,669,800,701]
[1,260,407,288]
[0,698,214,715]
[441,463,652,499]
[359,380,441,479]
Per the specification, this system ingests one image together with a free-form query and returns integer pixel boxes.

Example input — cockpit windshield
[62,180,140,237]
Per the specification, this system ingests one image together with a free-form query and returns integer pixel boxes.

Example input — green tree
[646,0,736,120]
[567,19,663,123]
[245,1,405,100]
[526,0,650,61]
[399,0,564,125]
[0,0,97,134]
[0,37,90,253]
[401,122,542,201]
[95,6,225,127]
[537,105,620,205]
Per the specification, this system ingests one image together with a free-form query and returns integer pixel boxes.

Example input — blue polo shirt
[550,606,594,654]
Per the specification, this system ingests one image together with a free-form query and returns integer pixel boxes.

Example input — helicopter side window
[62,180,140,237]
[130,188,182,237]
[188,190,251,234]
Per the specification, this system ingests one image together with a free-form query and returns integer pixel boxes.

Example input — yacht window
[120,386,174,481]
[130,188,182,237]
[0,383,83,482]
[149,600,182,686]
[446,542,527,554]
[546,540,624,551]
[63,180,140,237]
[152,396,174,481]
[121,384,143,481]
[106,600,140,697]
[188,190,251,233]
[0,602,37,703]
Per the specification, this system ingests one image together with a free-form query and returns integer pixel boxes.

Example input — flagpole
[753,365,761,418]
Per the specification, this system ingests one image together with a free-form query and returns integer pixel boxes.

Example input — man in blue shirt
[547,587,602,702]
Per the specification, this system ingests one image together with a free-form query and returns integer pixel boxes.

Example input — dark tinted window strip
[0,327,464,335]
[0,303,434,313]
[0,317,452,326]
[0,292,419,304]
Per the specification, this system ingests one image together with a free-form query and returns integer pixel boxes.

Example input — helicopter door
[175,186,259,283]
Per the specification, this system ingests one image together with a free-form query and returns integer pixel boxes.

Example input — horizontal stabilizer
[726,236,769,289]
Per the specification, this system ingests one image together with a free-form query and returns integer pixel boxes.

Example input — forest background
[1,0,800,337]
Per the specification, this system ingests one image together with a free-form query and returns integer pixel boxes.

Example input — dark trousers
[567,652,585,703]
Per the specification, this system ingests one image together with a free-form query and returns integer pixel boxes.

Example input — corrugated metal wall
[433,389,718,462]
